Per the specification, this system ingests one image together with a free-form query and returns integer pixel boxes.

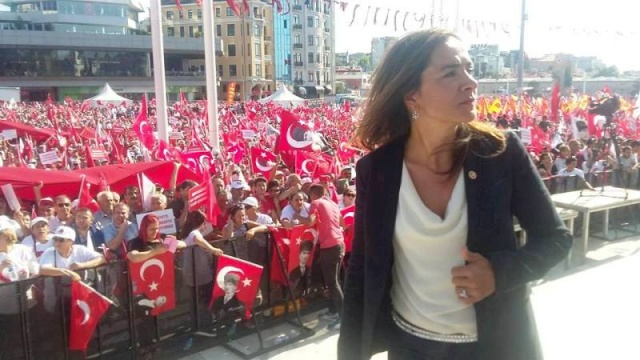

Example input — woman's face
[343,191,356,207]
[406,38,477,127]
[291,194,305,211]
[540,154,551,165]
[146,220,160,241]
[232,209,246,225]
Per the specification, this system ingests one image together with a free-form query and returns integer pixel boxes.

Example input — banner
[39,150,59,165]
[227,82,237,104]
[0,129,17,140]
[129,252,176,316]
[1,184,21,211]
[136,209,177,235]
[188,182,208,211]
[69,281,113,351]
[210,255,263,320]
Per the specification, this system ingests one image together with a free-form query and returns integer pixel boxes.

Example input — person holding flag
[127,214,186,359]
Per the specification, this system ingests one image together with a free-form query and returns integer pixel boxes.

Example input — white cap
[301,177,313,185]
[53,226,76,241]
[0,216,20,232]
[242,197,259,208]
[230,180,247,190]
[39,197,55,207]
[30,217,49,228]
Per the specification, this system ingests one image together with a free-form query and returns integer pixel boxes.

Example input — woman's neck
[406,122,458,171]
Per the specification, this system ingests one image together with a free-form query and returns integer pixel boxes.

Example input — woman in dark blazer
[338,29,572,360]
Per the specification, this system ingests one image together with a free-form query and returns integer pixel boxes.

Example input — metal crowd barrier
[0,233,319,360]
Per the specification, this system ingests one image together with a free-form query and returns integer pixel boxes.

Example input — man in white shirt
[48,195,74,230]
[557,157,593,191]
[280,191,311,228]
[39,226,105,280]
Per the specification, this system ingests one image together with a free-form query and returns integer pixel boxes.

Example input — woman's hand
[153,245,169,256]
[245,229,256,240]
[451,247,496,305]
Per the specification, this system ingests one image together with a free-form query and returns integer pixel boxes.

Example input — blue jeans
[388,322,479,360]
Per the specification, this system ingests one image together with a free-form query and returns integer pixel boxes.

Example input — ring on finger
[459,288,468,299]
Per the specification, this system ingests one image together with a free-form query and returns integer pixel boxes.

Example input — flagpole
[203,0,221,152]
[149,0,169,143]
[516,0,526,96]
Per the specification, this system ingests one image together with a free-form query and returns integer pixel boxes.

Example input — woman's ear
[403,91,418,113]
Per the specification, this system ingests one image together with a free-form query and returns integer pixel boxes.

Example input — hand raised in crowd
[451,247,496,305]
[118,221,129,234]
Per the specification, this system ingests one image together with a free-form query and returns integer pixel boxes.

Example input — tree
[358,57,371,72]
[594,65,619,78]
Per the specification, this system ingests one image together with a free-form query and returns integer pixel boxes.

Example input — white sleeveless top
[390,163,477,336]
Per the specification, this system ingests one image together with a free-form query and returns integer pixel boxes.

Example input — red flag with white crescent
[179,150,214,178]
[133,94,156,151]
[295,151,320,178]
[250,147,277,178]
[210,255,263,319]
[129,252,176,316]
[287,225,317,275]
[278,110,316,152]
[340,205,355,253]
[268,227,290,286]
[69,281,113,351]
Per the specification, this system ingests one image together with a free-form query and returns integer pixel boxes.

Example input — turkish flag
[128,252,176,316]
[179,150,214,178]
[268,227,290,286]
[78,178,100,213]
[153,140,174,161]
[226,143,246,165]
[69,281,113,352]
[312,153,334,179]
[226,0,242,15]
[133,94,156,151]
[278,110,316,152]
[210,255,263,319]
[250,147,277,179]
[287,225,317,274]
[341,205,355,253]
[273,0,282,12]
[295,151,320,178]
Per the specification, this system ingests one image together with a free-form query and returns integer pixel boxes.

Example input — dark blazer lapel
[463,150,484,252]
[369,137,405,272]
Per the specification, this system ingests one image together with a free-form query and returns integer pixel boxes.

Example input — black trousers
[318,244,343,315]
[388,321,479,360]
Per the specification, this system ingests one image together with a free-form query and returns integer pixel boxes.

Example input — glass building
[273,8,291,84]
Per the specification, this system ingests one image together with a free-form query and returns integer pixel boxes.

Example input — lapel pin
[468,171,477,180]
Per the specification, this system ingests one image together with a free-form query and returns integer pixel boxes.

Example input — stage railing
[0,233,319,360]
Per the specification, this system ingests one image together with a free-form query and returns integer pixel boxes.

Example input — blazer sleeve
[486,133,573,295]
[337,155,370,360]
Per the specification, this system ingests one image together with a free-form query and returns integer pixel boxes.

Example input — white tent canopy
[259,83,305,107]
[86,83,132,107]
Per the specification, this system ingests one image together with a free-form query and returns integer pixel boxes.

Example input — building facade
[0,0,229,100]
[272,0,335,98]
[370,36,397,69]
[161,0,275,101]
[468,44,506,79]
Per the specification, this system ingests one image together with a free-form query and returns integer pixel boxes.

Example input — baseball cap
[300,177,312,185]
[242,197,259,208]
[53,226,76,241]
[30,217,49,228]
[230,180,247,190]
[0,216,20,232]
[39,197,55,207]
